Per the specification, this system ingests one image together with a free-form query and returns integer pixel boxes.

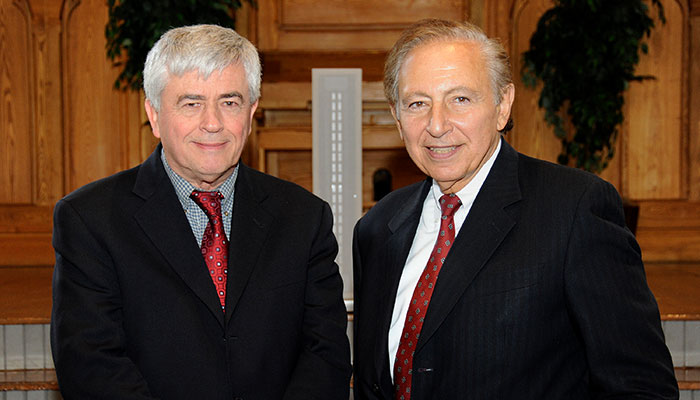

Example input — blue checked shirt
[161,149,236,246]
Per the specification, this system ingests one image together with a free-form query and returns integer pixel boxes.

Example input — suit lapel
[225,165,273,324]
[417,139,522,352]
[132,146,226,326]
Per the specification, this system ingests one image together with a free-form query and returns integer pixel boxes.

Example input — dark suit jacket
[353,139,678,399]
[51,145,351,400]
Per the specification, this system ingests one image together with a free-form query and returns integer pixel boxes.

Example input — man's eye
[223,101,239,107]
[455,96,470,103]
[408,101,425,109]
[184,102,200,108]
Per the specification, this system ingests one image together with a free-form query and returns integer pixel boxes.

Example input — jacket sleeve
[51,198,158,400]
[283,202,352,400]
[563,179,679,398]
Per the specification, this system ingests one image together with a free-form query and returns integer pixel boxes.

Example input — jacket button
[372,383,380,393]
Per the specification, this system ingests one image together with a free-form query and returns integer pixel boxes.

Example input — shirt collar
[161,148,238,211]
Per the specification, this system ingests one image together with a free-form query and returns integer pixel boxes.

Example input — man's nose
[426,104,451,137]
[200,106,224,133]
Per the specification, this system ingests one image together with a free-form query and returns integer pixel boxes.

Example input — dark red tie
[394,193,462,400]
[190,190,228,312]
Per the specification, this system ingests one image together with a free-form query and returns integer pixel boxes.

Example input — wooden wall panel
[32,0,66,205]
[509,0,561,165]
[624,0,686,200]
[0,0,33,203]
[257,0,469,51]
[0,0,697,268]
[63,0,142,192]
[281,0,463,25]
[690,15,700,201]
[692,0,700,15]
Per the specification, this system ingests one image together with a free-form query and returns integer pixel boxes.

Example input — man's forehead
[397,41,488,93]
[403,40,483,70]
[164,65,248,95]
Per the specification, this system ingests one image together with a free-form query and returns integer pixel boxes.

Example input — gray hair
[143,24,261,111]
[384,18,512,108]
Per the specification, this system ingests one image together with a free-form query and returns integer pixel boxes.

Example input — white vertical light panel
[312,68,362,302]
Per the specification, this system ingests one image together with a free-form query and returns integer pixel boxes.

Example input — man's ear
[144,99,161,139]
[390,105,405,142]
[246,100,259,137]
[496,83,515,131]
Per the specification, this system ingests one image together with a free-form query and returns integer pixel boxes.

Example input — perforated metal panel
[312,69,362,300]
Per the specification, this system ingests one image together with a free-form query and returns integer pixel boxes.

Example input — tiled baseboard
[0,392,61,400]
[664,320,700,367]
[0,325,53,370]
[681,390,700,400]
[0,321,697,398]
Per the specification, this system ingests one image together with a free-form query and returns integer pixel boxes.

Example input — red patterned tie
[394,193,462,400]
[190,190,228,312]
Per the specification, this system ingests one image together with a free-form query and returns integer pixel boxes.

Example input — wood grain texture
[509,0,562,166]
[675,367,700,390]
[624,0,686,200]
[692,0,700,16]
[62,0,141,192]
[0,369,58,391]
[0,0,33,204]
[0,205,53,233]
[257,0,468,51]
[646,263,700,320]
[280,0,464,27]
[0,233,53,267]
[0,266,53,323]
[636,228,700,261]
[0,0,699,268]
[690,16,700,200]
[261,51,387,82]
[30,0,66,206]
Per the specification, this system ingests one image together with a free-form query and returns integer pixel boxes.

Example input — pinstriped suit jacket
[352,139,678,399]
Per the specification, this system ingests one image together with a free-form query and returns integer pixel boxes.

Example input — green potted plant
[105,0,254,91]
[521,0,665,174]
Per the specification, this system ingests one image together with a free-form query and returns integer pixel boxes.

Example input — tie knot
[439,193,461,217]
[190,190,224,218]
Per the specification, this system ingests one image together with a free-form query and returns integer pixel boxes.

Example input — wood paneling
[257,0,469,51]
[645,263,700,319]
[261,51,386,82]
[0,0,144,267]
[63,0,142,192]
[0,233,53,266]
[0,0,698,268]
[0,266,53,323]
[690,16,700,200]
[0,0,33,203]
[32,0,66,205]
[624,0,686,200]
[509,0,562,167]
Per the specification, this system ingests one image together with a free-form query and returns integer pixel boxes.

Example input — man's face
[393,40,514,194]
[145,64,258,190]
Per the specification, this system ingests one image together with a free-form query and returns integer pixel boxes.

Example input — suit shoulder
[517,152,613,195]
[241,165,325,207]
[60,166,140,207]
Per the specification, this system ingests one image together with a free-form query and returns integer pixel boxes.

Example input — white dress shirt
[388,139,502,378]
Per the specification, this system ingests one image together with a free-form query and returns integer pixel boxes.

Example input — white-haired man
[353,18,677,400]
[51,24,351,400]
